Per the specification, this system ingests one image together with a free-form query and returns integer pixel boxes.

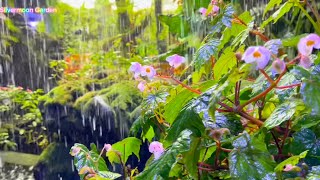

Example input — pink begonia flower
[137,81,146,92]
[70,146,81,156]
[166,54,186,68]
[129,62,142,78]
[149,141,165,160]
[141,65,156,80]
[242,46,271,70]
[199,7,207,16]
[299,55,313,69]
[272,59,286,74]
[298,33,320,56]
[104,144,112,152]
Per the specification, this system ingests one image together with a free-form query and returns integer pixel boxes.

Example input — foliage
[0,86,47,151]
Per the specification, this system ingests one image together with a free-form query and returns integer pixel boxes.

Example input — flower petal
[299,55,313,69]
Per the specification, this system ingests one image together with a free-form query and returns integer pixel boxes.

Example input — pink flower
[242,46,271,69]
[129,62,142,78]
[212,5,219,15]
[137,81,146,92]
[283,164,294,171]
[141,65,156,80]
[299,55,313,69]
[149,141,165,160]
[70,146,81,156]
[272,59,286,74]
[199,7,207,16]
[104,144,112,152]
[298,33,320,56]
[166,54,186,69]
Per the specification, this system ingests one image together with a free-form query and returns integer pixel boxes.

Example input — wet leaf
[229,132,276,179]
[166,100,205,143]
[194,39,220,71]
[264,101,298,129]
[291,129,320,166]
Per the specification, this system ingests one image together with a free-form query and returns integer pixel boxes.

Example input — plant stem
[157,75,202,94]
[276,83,301,89]
[271,131,281,154]
[296,2,320,33]
[259,69,274,83]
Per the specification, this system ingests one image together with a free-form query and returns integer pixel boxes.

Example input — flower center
[307,40,315,46]
[146,68,151,73]
[253,51,261,58]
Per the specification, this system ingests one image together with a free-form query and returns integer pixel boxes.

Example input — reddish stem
[259,69,274,83]
[276,83,301,89]
[157,75,202,94]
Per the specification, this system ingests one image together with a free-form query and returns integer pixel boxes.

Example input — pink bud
[70,146,81,156]
[137,81,146,92]
[272,59,286,74]
[104,144,112,152]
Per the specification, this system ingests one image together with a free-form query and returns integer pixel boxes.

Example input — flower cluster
[129,62,156,92]
[129,54,186,92]
[297,33,320,68]
[241,41,286,73]
[148,141,165,160]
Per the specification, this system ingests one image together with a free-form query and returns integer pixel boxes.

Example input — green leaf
[164,89,197,124]
[282,34,307,47]
[136,130,193,180]
[292,114,320,131]
[307,166,320,180]
[194,39,220,71]
[274,150,308,172]
[199,145,217,162]
[183,137,201,179]
[264,101,298,129]
[96,171,122,180]
[159,14,190,38]
[211,112,243,135]
[214,47,237,80]
[229,132,276,179]
[166,100,205,142]
[291,129,320,166]
[107,137,141,164]
[144,126,155,142]
[261,1,295,28]
[263,0,283,17]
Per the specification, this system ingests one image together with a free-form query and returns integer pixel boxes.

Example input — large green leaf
[106,137,141,164]
[291,129,320,166]
[229,132,276,179]
[96,171,122,179]
[264,101,298,129]
[166,100,205,142]
[214,47,237,80]
[193,39,220,71]
[136,130,192,180]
